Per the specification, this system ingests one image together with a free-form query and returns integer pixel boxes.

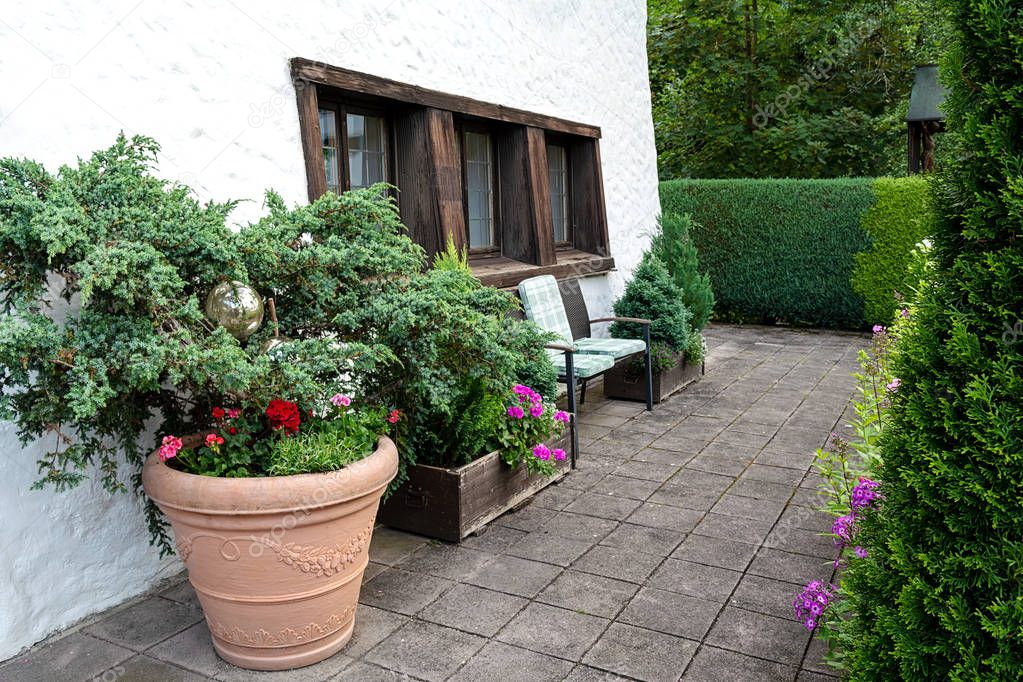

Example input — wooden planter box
[377,433,571,542]
[602,353,704,404]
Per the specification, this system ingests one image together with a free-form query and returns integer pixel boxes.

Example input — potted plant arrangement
[376,242,573,541]
[142,394,397,670]
[377,381,571,541]
[0,136,563,670]
[603,213,714,403]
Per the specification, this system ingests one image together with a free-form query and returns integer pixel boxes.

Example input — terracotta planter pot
[142,437,398,671]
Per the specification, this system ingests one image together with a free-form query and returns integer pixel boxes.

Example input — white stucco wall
[0,0,660,659]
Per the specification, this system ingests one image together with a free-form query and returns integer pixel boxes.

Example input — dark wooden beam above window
[291,58,601,140]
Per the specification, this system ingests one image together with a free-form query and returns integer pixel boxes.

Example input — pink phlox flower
[832,513,856,544]
[886,378,901,392]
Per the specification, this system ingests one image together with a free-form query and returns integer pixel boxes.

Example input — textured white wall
[0,0,660,658]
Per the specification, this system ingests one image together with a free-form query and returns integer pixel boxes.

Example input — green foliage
[432,235,471,273]
[660,177,934,328]
[514,349,559,402]
[494,384,569,477]
[837,2,1023,677]
[611,254,692,353]
[652,212,715,332]
[852,176,936,325]
[661,178,875,327]
[265,412,383,477]
[648,0,953,179]
[0,135,557,554]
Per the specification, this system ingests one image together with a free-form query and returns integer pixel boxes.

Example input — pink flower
[872,325,885,335]
[158,435,183,462]
[532,444,551,460]
[552,448,566,461]
[330,393,352,407]
[854,546,868,559]
[205,433,224,447]
[529,404,544,418]
[887,378,901,392]
[507,406,525,419]
[226,408,241,419]
[554,410,570,424]
[900,308,910,319]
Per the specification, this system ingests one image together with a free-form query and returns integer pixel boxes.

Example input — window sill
[470,249,615,289]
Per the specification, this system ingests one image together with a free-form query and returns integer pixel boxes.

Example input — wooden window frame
[317,98,394,193]
[457,120,502,256]
[545,134,574,250]
[292,58,613,286]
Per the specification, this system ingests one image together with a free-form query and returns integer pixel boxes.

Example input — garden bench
[517,275,654,464]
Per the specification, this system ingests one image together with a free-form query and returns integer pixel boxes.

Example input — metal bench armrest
[589,316,652,325]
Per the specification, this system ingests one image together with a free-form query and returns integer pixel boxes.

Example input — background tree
[648,0,952,178]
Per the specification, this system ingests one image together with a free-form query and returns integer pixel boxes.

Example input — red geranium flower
[266,399,301,434]
[205,433,224,446]
[212,406,226,419]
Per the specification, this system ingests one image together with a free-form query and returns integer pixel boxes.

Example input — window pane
[464,131,495,248]
[547,144,569,242]
[319,109,340,194]
[347,113,387,189]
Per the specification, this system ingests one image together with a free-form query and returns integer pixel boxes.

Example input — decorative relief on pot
[255,522,374,577]
[207,604,357,647]
[175,522,374,577]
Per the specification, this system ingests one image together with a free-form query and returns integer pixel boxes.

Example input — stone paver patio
[1,324,865,682]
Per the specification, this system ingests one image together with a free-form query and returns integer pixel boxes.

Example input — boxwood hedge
[659,177,934,328]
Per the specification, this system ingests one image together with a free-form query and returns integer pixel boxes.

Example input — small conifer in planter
[605,253,703,402]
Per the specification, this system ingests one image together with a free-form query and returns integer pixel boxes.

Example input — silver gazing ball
[204,281,264,340]
[258,336,291,358]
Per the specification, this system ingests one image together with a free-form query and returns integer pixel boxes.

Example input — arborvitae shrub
[653,212,715,332]
[839,2,1023,678]
[611,254,692,353]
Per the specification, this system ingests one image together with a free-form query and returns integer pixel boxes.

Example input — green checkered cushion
[574,337,646,358]
[551,351,615,379]
[519,275,575,348]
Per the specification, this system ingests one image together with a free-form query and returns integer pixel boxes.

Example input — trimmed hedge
[659,177,934,328]
[852,176,935,324]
